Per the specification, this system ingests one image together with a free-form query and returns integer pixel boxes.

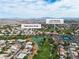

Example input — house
[16,53,26,59]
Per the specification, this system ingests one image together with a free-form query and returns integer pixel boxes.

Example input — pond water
[61,35,73,41]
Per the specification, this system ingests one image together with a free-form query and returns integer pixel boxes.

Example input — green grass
[33,39,51,59]
[32,35,60,59]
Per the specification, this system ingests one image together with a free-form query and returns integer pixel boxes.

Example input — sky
[0,0,79,19]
